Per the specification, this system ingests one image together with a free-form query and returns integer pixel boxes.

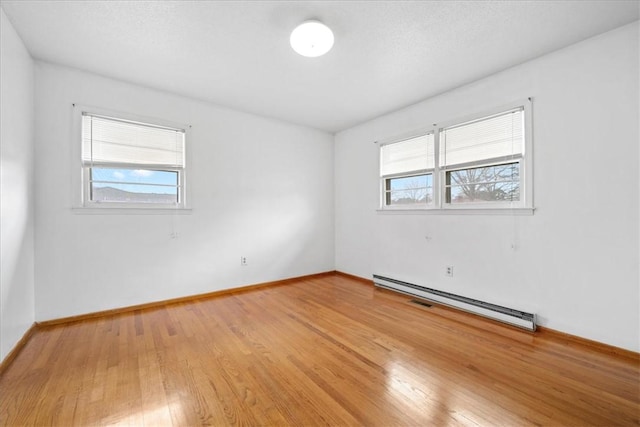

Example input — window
[440,107,524,206]
[80,112,187,208]
[379,101,531,212]
[380,133,434,208]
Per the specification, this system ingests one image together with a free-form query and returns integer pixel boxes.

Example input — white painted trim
[376,207,535,215]
[72,207,192,215]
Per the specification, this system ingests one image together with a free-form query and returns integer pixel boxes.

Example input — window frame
[72,105,191,212]
[378,129,436,210]
[383,172,434,208]
[442,159,522,208]
[378,99,533,213]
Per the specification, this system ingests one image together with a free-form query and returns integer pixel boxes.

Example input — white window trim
[71,104,192,213]
[377,98,534,214]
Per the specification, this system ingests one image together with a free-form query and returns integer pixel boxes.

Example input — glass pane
[388,174,432,191]
[91,168,178,186]
[386,174,432,205]
[90,168,179,204]
[446,163,520,203]
[91,183,178,204]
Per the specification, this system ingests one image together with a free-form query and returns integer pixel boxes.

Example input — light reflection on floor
[102,400,179,426]
[383,358,483,426]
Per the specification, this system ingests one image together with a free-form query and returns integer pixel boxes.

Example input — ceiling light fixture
[290,20,334,58]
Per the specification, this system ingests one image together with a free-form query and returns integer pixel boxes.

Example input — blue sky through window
[389,174,431,190]
[91,168,178,195]
[386,174,432,205]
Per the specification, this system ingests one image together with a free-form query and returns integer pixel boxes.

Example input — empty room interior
[1,0,639,425]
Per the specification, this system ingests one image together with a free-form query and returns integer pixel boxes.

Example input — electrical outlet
[241,256,248,266]
[446,266,454,277]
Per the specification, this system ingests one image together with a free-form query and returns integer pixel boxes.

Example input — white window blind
[440,108,524,169]
[380,133,434,176]
[82,114,185,167]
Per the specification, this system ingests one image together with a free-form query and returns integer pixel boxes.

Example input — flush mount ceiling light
[290,20,334,57]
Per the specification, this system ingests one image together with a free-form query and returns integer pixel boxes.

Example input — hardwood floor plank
[1,273,638,426]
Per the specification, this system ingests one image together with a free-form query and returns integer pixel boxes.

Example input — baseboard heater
[373,275,536,331]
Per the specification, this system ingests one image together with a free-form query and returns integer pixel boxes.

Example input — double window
[80,112,187,209]
[380,102,531,211]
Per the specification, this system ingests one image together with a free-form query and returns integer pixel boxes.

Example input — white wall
[34,62,334,321]
[0,9,35,360]
[335,22,640,351]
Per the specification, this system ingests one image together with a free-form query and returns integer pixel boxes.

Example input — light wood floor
[1,274,638,426]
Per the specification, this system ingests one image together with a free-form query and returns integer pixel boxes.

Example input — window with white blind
[379,100,532,212]
[440,107,524,206]
[80,112,187,208]
[380,133,434,207]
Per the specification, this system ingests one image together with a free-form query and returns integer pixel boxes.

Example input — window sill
[72,207,193,215]
[376,207,535,216]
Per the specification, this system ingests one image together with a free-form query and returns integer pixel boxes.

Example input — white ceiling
[2,1,638,133]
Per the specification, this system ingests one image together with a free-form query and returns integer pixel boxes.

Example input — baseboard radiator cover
[373,275,536,331]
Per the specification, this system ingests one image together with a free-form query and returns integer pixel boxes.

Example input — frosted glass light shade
[290,20,334,57]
